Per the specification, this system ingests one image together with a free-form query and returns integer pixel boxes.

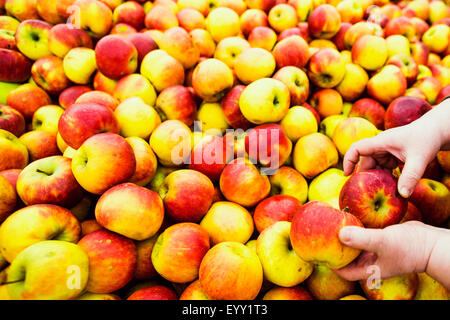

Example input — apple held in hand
[339,169,408,228]
[290,200,364,270]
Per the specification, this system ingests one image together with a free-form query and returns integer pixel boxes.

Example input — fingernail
[399,187,410,198]
[339,228,353,244]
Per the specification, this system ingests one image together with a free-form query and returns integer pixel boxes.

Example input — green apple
[308,168,350,209]
[6,240,89,300]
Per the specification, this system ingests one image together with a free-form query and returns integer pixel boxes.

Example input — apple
[361,273,419,300]
[192,58,234,102]
[220,158,271,208]
[280,105,317,143]
[151,223,210,283]
[248,26,277,51]
[386,53,419,86]
[308,168,349,209]
[93,71,118,95]
[113,1,145,30]
[0,129,28,171]
[200,201,253,245]
[6,83,51,120]
[352,35,388,71]
[422,24,450,54]
[5,240,88,300]
[253,195,301,233]
[337,0,363,24]
[385,35,411,58]
[160,27,199,70]
[127,285,178,300]
[413,76,443,105]
[5,0,40,21]
[80,219,103,237]
[31,56,70,95]
[48,24,93,58]
[0,104,25,137]
[16,155,84,208]
[263,286,313,300]
[135,234,158,280]
[176,8,206,32]
[430,65,450,87]
[189,29,216,58]
[0,204,80,262]
[385,16,417,42]
[0,29,16,49]
[19,130,60,162]
[75,91,119,111]
[344,21,384,50]
[414,273,449,300]
[0,174,15,222]
[336,63,369,102]
[349,98,385,130]
[340,169,408,228]
[77,293,121,300]
[239,8,268,37]
[410,179,450,226]
[69,0,113,38]
[385,96,432,130]
[72,133,136,195]
[319,114,347,139]
[155,85,197,126]
[293,132,339,179]
[367,65,407,105]
[331,22,351,51]
[308,4,341,39]
[180,280,209,300]
[141,49,185,92]
[199,241,263,300]
[429,0,450,24]
[214,36,250,69]
[239,78,290,125]
[58,86,92,110]
[126,136,157,187]
[221,85,252,130]
[0,49,32,83]
[31,105,64,135]
[158,169,214,223]
[205,7,240,42]
[267,4,298,33]
[268,166,308,203]
[436,85,450,104]
[144,5,179,31]
[308,48,346,89]
[78,230,137,294]
[63,48,98,85]
[14,19,52,61]
[305,265,357,300]
[35,0,65,24]
[437,151,450,173]
[273,69,308,112]
[333,117,379,157]
[310,89,343,119]
[400,202,423,223]
[410,40,429,66]
[290,201,364,269]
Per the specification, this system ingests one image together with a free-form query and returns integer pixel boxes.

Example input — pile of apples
[0,0,449,300]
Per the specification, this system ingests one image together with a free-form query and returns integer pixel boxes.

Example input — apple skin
[290,200,364,270]
[0,204,81,263]
[127,285,178,300]
[269,166,309,203]
[48,24,93,59]
[80,219,103,237]
[35,0,65,24]
[272,35,310,69]
[75,91,119,111]
[0,104,25,137]
[15,19,52,61]
[72,133,136,195]
[308,4,341,39]
[77,293,121,300]
[151,223,210,283]
[199,241,263,300]
[155,85,197,126]
[189,134,233,183]
[385,96,432,130]
[180,280,210,300]
[367,65,407,106]
[254,195,302,233]
[144,5,179,31]
[78,230,137,294]
[141,50,185,92]
[245,123,292,171]
[308,48,346,89]
[189,28,216,58]
[113,1,146,30]
[349,98,385,130]
[176,8,206,32]
[6,240,89,300]
[385,16,418,42]
[239,9,268,37]
[344,21,384,50]
[361,273,419,300]
[160,26,200,70]
[248,26,277,51]
[200,201,254,245]
[70,0,113,39]
[16,156,84,208]
[0,129,28,171]
[6,83,51,120]
[95,183,163,241]
[19,130,60,162]
[257,221,313,287]
[437,151,450,173]
[158,169,214,223]
[409,179,450,226]
[126,136,157,187]
[192,58,234,102]
[95,35,138,80]
[333,117,379,157]
[5,0,40,21]
[125,32,157,64]
[387,53,419,86]
[58,103,120,150]
[0,48,32,83]
[273,66,309,106]
[58,86,92,110]
[339,169,408,228]
[31,56,70,95]
[399,202,423,223]
[0,174,16,222]
[205,7,241,43]
[221,85,252,130]
[0,29,16,50]
[263,286,313,300]
[293,132,339,179]
[436,85,450,104]
[220,158,271,208]
[414,273,450,300]
[352,34,388,71]
[310,88,343,119]
[135,234,158,280]
[413,76,443,105]
[306,265,357,300]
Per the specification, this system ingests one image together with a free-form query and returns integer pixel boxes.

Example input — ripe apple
[160,26,200,70]
[31,56,70,95]
[308,48,346,89]
[155,85,197,126]
[239,8,268,36]
[352,34,388,71]
[273,66,309,106]
[336,63,368,102]
[0,129,28,171]
[114,74,157,107]
[176,8,206,32]
[113,0,145,30]
[344,21,384,50]
[31,105,64,135]
[0,174,15,222]
[414,273,450,300]
[199,241,263,300]
[214,36,250,69]
[144,5,179,31]
[349,98,385,130]
[290,201,364,269]
[63,48,97,85]
[422,24,450,54]
[385,96,432,130]
[309,168,349,209]
[75,91,118,112]
[70,0,113,38]
[254,195,302,233]
[180,280,209,300]
[15,19,52,61]
[310,89,343,119]
[333,117,379,156]
[134,234,158,280]
[367,65,407,105]
[293,132,339,179]
[6,83,51,120]
[19,130,59,162]
[220,158,271,208]
[48,24,93,58]
[5,0,40,21]
[152,223,210,283]
[0,204,80,262]
[0,104,25,137]
[267,4,298,33]
[413,76,443,105]
[205,7,240,42]
[361,273,419,300]
[248,26,277,51]
[385,16,417,42]
[78,230,137,294]
[58,86,92,109]
[280,106,317,143]
[0,49,32,83]
[306,265,357,300]
[263,286,313,300]
[127,285,178,300]
[239,78,290,125]
[126,136,157,187]
[158,169,214,223]
[221,85,252,130]
[399,202,423,223]
[437,151,450,173]
[189,29,216,58]
[72,133,136,195]
[269,166,308,203]
[5,240,88,300]
[308,4,341,39]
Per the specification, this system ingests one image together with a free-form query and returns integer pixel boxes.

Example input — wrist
[424,228,450,289]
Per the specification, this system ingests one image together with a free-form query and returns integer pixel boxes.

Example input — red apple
[0,104,25,137]
[272,35,310,69]
[19,130,60,162]
[349,98,386,130]
[127,285,178,300]
[58,86,93,110]
[308,4,342,39]
[155,85,197,126]
[221,85,252,130]
[253,195,302,233]
[385,96,432,130]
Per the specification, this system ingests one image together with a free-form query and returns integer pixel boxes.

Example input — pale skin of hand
[333,100,450,290]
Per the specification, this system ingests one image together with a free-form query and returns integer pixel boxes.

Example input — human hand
[333,221,445,281]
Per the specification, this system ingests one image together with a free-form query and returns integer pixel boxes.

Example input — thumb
[339,226,384,253]
[398,155,426,198]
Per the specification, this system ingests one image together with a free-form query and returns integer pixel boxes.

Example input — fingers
[398,155,427,198]
[357,156,377,172]
[339,226,384,252]
[343,136,386,176]
[333,252,378,281]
